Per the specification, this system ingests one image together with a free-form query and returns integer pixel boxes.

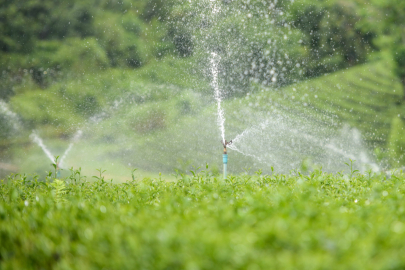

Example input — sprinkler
[222,140,232,179]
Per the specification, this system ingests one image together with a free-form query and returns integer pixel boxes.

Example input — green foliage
[93,12,147,68]
[0,116,12,140]
[10,90,81,128]
[246,56,403,149]
[0,100,19,140]
[362,0,405,95]
[0,0,172,94]
[2,170,405,269]
[8,61,201,135]
[388,117,405,167]
[393,46,405,89]
[0,0,96,53]
[51,179,66,204]
[0,0,401,97]
[29,38,109,87]
[289,0,375,77]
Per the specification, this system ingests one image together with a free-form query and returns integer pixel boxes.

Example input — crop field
[2,167,405,269]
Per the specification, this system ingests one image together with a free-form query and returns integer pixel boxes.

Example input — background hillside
[1,0,405,177]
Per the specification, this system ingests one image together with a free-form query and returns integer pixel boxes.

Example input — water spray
[222,140,232,179]
[208,1,231,179]
[0,99,22,131]
[30,132,55,163]
[30,130,83,176]
[59,130,83,168]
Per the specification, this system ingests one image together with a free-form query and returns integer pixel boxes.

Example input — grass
[2,169,405,269]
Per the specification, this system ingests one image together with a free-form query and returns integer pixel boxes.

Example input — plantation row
[1,169,405,269]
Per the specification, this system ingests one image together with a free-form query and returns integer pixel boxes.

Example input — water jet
[30,130,83,174]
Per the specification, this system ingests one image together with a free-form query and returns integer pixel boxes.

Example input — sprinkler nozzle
[56,162,61,178]
[222,140,232,154]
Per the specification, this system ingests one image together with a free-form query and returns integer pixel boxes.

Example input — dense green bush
[1,169,405,269]
[10,90,81,128]
[0,0,171,92]
[0,0,96,53]
[289,0,375,77]
[94,12,146,68]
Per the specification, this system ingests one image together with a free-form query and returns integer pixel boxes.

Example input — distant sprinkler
[56,162,61,178]
[222,140,232,179]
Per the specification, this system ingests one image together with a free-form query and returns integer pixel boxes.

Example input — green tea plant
[1,168,405,269]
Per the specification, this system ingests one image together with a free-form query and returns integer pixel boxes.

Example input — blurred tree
[290,0,375,78]
[0,1,36,53]
[385,1,405,99]
[0,0,173,93]
[94,13,146,68]
[0,114,13,140]
[0,0,96,52]
[361,0,405,98]
[394,46,405,99]
[141,0,174,22]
